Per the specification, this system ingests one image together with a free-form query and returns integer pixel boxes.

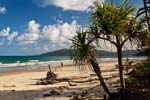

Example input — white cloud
[0,27,18,45]
[17,20,79,46]
[42,25,60,43]
[7,32,18,44]
[0,27,10,37]
[17,33,39,44]
[41,20,79,46]
[0,6,6,14]
[34,0,103,11]
[17,20,40,44]
[15,19,79,48]
[28,20,40,33]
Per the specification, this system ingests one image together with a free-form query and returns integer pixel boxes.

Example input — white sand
[0,61,121,100]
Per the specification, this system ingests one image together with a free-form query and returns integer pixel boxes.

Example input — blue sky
[0,0,142,56]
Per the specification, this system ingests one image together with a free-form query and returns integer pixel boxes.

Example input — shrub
[126,77,138,84]
[135,62,150,77]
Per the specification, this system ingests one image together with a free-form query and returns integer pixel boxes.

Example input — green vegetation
[91,0,136,90]
[126,61,150,87]
[136,0,150,60]
[124,61,150,100]
[70,30,112,96]
[70,0,150,99]
[134,17,150,59]
[137,0,150,30]
[135,62,150,76]
[126,77,139,84]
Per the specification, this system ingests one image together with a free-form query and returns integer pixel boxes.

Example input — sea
[0,55,146,72]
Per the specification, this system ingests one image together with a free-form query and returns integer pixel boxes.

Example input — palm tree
[135,17,150,59]
[136,0,150,60]
[70,30,111,96]
[91,0,136,90]
[137,0,150,30]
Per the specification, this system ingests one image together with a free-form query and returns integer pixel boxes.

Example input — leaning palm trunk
[90,58,111,96]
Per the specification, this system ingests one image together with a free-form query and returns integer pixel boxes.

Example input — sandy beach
[0,60,139,100]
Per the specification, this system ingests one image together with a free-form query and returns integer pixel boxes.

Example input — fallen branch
[69,78,98,83]
[3,85,15,88]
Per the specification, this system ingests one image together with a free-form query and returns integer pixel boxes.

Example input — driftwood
[46,64,57,79]
[43,89,61,97]
[3,85,16,88]
[68,81,77,86]
[70,78,98,83]
[36,65,58,85]
[36,71,57,85]
[36,64,99,85]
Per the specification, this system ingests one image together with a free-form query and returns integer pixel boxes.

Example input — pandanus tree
[135,17,150,59]
[136,0,150,60]
[137,0,150,30]
[70,30,111,96]
[91,0,136,90]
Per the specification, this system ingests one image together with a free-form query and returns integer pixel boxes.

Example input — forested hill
[39,49,140,57]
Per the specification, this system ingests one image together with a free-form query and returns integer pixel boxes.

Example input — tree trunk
[90,59,111,96]
[143,0,150,31]
[117,46,125,90]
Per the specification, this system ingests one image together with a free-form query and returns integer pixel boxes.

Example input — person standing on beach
[61,62,63,67]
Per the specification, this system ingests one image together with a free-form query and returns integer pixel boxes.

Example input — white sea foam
[0,57,146,69]
[0,59,74,68]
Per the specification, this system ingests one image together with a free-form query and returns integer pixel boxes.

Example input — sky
[0,0,143,56]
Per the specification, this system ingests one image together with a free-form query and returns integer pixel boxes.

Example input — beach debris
[71,93,86,100]
[68,81,77,86]
[90,73,97,77]
[87,98,103,100]
[3,85,16,88]
[81,90,88,96]
[46,71,57,80]
[11,90,16,92]
[69,90,88,100]
[71,95,84,100]
[36,79,55,85]
[43,93,52,97]
[56,77,70,82]
[70,78,98,83]
[46,64,57,80]
[36,64,58,85]
[58,86,69,90]
[43,89,61,97]
[49,89,61,95]
[36,77,72,85]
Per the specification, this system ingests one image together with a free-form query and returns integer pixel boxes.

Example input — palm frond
[70,29,96,63]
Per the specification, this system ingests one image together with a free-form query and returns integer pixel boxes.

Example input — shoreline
[0,59,145,100]
[0,58,145,76]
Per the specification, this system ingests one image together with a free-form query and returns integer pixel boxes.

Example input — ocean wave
[0,56,146,69]
[0,59,74,68]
